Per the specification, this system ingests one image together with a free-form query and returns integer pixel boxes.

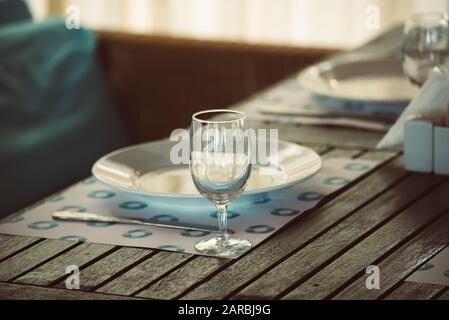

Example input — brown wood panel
[54,247,153,291]
[136,256,230,300]
[180,155,406,299]
[0,240,78,282]
[96,250,192,296]
[0,282,140,300]
[334,211,449,299]
[0,235,41,262]
[233,174,442,299]
[14,243,116,286]
[282,180,449,299]
[385,282,446,300]
[98,31,337,143]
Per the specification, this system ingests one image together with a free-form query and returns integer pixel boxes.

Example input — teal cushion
[0,19,127,217]
[0,0,31,26]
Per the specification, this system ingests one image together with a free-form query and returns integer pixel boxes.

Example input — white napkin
[377,73,449,149]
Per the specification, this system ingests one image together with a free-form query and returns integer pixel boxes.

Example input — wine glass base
[195,236,252,257]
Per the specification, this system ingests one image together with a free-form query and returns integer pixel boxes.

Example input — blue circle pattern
[60,235,87,242]
[210,211,240,219]
[58,206,87,213]
[298,192,324,201]
[119,201,148,210]
[252,195,271,205]
[28,221,58,230]
[158,245,185,253]
[271,208,300,217]
[245,225,275,234]
[323,177,350,186]
[152,215,179,222]
[123,229,153,239]
[88,190,116,199]
[86,221,117,228]
[181,230,211,237]
[344,163,371,171]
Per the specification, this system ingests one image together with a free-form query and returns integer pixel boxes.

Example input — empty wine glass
[402,12,449,86]
[190,109,252,257]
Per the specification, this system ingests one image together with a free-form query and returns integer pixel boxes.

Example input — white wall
[26,0,449,48]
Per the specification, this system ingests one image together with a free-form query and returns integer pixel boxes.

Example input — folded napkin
[377,74,449,149]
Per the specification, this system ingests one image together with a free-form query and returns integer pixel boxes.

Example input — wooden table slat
[0,235,42,262]
[281,180,449,300]
[180,155,407,300]
[96,250,192,296]
[136,256,229,300]
[0,282,140,300]
[54,247,153,291]
[384,281,447,300]
[334,211,449,299]
[437,289,449,300]
[0,239,78,282]
[14,242,116,286]
[232,174,443,300]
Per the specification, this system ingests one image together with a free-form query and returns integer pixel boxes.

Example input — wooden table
[1,121,448,300]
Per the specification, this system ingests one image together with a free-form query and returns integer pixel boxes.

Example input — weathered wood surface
[0,130,446,299]
[15,242,116,286]
[384,282,446,300]
[233,174,444,300]
[53,247,154,291]
[0,282,140,300]
[0,235,41,262]
[182,152,403,300]
[97,250,192,296]
[282,180,449,299]
[334,211,449,300]
[0,239,78,281]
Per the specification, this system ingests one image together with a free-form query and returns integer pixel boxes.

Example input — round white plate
[297,59,420,103]
[92,139,322,208]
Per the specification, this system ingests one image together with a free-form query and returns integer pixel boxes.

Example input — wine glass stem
[216,204,229,240]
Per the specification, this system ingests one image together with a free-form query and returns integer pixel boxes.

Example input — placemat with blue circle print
[0,157,379,258]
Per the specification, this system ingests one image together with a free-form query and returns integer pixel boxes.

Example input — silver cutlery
[52,211,218,233]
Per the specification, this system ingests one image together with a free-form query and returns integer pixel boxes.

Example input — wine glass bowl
[190,109,253,257]
[402,12,449,86]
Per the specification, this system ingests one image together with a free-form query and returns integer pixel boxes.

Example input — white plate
[92,139,322,208]
[297,59,420,103]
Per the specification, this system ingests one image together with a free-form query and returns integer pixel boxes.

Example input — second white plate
[298,59,419,103]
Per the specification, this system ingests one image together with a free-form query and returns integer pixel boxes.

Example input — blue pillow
[0,0,31,26]
[0,19,127,217]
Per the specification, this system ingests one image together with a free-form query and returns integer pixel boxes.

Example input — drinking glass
[190,109,252,257]
[402,12,449,86]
